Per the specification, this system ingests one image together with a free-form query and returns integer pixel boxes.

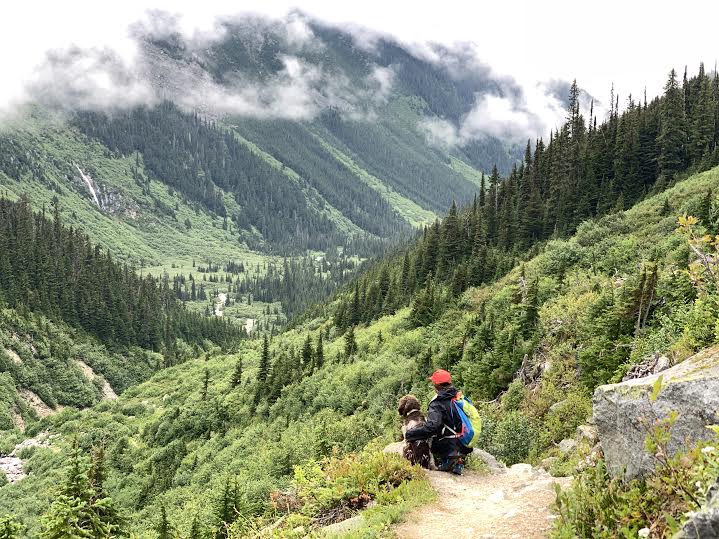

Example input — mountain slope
[2,163,718,537]
[0,18,525,329]
[0,195,240,428]
[15,15,523,255]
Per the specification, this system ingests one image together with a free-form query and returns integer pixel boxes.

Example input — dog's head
[397,394,422,418]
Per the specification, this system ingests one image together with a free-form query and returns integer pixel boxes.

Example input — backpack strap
[439,423,461,440]
[440,397,465,440]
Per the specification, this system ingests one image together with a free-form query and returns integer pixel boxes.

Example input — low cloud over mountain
[3,9,585,144]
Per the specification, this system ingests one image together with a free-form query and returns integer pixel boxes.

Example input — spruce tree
[486,166,500,244]
[410,275,438,327]
[344,327,357,358]
[258,335,270,383]
[214,477,238,539]
[302,334,314,372]
[479,172,486,207]
[202,368,210,400]
[315,333,324,370]
[40,445,124,538]
[659,69,687,178]
[189,515,203,539]
[230,358,243,388]
[660,198,672,216]
[522,278,540,336]
[438,201,462,276]
[155,506,174,539]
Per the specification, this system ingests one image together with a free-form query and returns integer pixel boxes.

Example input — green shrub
[292,451,422,516]
[537,391,592,452]
[487,411,536,465]
[0,514,23,538]
[227,450,427,538]
[553,437,719,538]
[501,379,525,412]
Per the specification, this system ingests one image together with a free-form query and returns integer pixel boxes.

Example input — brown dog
[397,395,433,469]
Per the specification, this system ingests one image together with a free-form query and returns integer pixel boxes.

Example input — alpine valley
[2,9,719,539]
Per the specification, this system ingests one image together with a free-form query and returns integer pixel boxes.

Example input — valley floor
[395,466,569,539]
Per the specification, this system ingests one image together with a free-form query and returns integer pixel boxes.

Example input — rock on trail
[395,464,569,539]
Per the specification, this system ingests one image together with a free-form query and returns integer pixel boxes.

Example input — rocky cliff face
[593,346,719,480]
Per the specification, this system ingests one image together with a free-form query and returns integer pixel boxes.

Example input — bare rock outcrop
[593,346,719,479]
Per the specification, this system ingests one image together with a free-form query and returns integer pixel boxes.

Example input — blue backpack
[444,392,482,448]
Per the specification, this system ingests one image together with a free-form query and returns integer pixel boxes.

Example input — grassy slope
[312,95,483,214]
[311,132,437,227]
[0,112,270,266]
[3,164,716,536]
[225,129,364,238]
[0,111,296,330]
[450,156,487,189]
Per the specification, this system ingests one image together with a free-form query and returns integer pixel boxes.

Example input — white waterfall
[74,164,101,208]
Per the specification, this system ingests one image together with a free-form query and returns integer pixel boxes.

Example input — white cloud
[27,46,156,112]
[367,65,396,102]
[461,95,537,141]
[176,55,327,120]
[1,1,716,138]
[281,12,318,49]
[420,117,461,147]
[458,81,570,143]
[1,10,390,122]
[420,82,566,147]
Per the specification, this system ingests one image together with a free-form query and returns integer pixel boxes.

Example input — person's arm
[404,402,442,441]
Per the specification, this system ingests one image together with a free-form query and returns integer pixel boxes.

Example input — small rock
[589,443,603,460]
[540,457,558,470]
[472,448,507,474]
[558,439,577,454]
[382,441,405,456]
[676,478,719,538]
[321,514,364,536]
[654,355,671,373]
[575,424,599,446]
[508,463,533,475]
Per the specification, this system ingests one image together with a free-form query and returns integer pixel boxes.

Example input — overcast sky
[2,0,717,129]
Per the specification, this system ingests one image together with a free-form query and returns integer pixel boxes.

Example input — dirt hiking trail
[395,464,570,539]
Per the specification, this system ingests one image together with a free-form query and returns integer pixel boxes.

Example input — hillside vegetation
[0,195,239,431]
[0,110,368,330]
[3,159,719,536]
[1,24,719,533]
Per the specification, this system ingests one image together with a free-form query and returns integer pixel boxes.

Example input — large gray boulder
[593,346,719,480]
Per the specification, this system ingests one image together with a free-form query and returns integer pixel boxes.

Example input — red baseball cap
[430,369,451,385]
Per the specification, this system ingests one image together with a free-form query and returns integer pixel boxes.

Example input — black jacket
[404,386,462,442]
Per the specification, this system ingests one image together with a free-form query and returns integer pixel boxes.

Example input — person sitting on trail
[404,369,472,475]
